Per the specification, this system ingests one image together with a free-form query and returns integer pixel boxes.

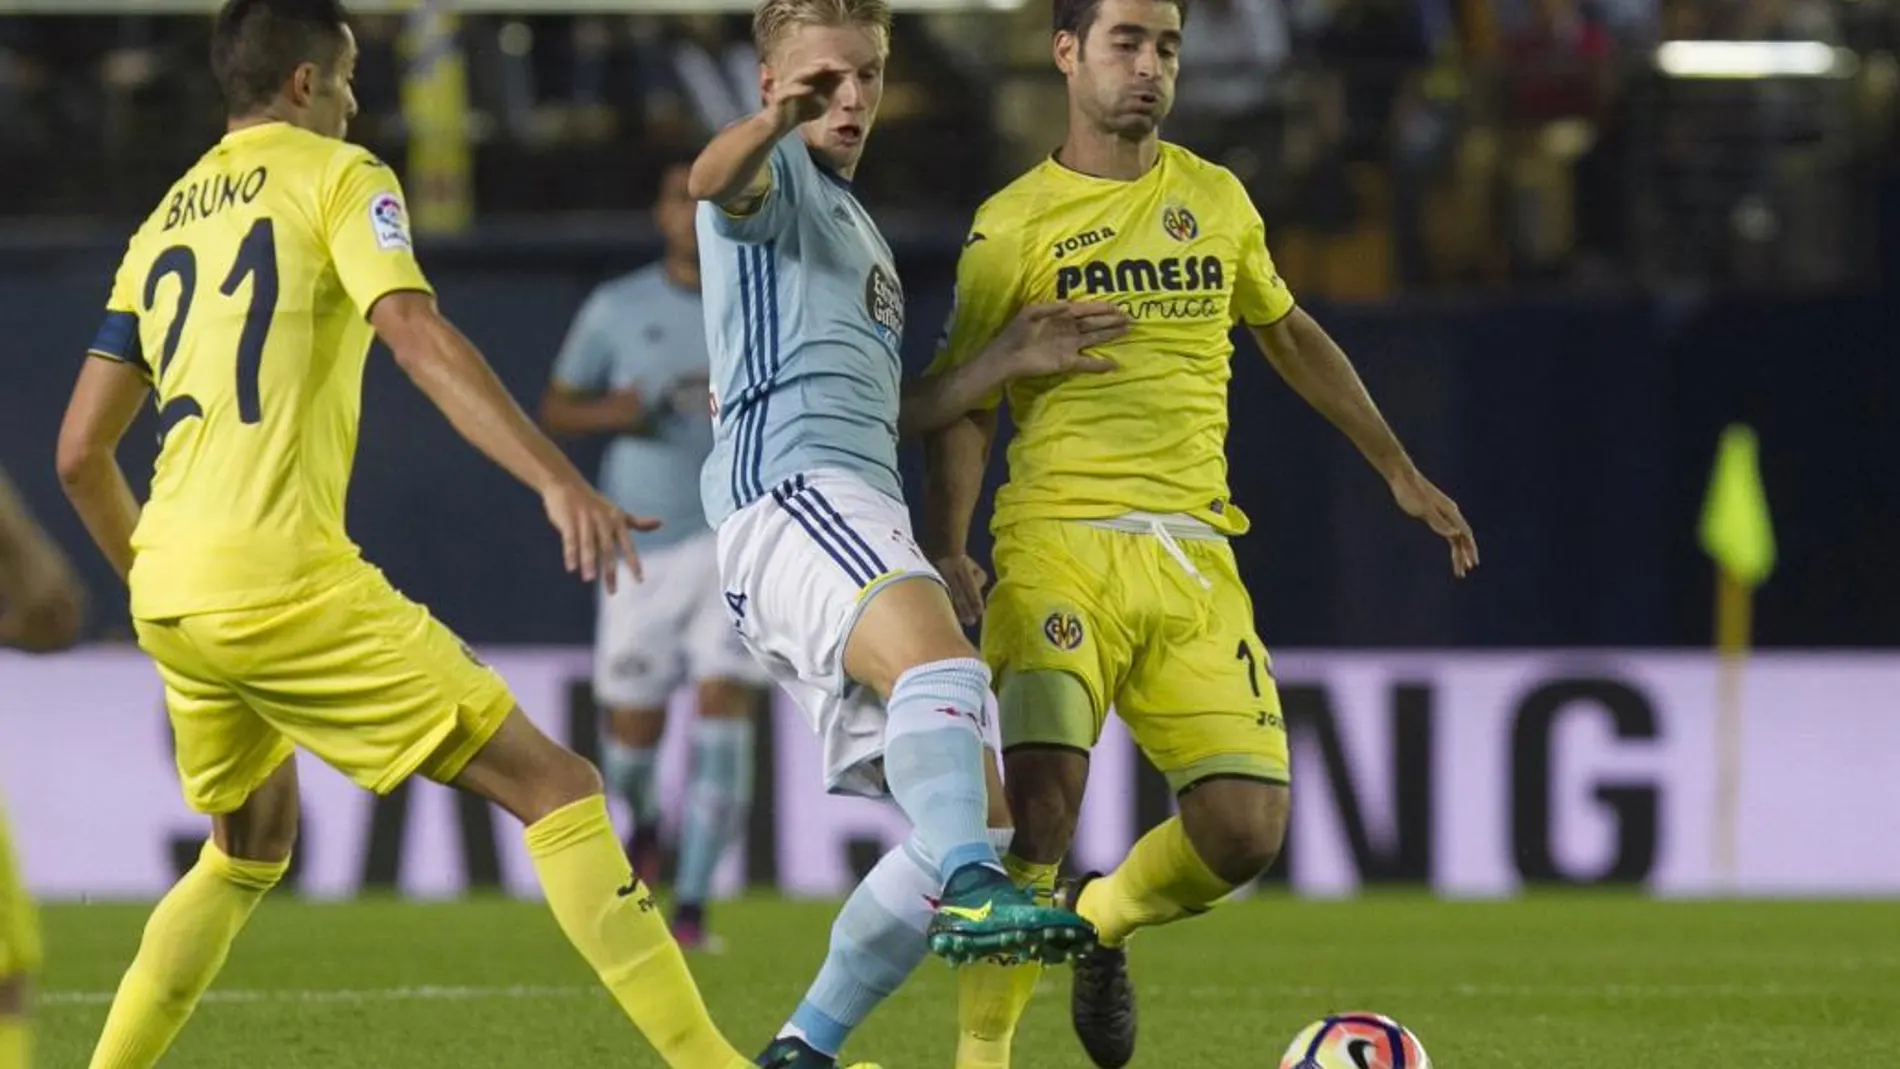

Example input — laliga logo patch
[369,192,413,251]
[1043,611,1085,651]
[1162,203,1199,243]
[864,263,905,353]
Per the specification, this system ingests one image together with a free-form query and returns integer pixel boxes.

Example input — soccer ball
[1278,1012,1432,1069]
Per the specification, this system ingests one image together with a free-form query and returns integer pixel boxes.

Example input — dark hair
[211,0,351,116]
[1053,0,1186,37]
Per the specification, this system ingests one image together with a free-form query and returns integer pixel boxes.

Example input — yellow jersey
[87,122,433,619]
[928,142,1295,537]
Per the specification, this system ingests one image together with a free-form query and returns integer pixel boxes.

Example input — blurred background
[3,0,1899,904]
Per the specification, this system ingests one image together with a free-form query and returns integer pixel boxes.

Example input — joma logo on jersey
[1051,226,1117,260]
[163,167,268,232]
[1043,612,1085,651]
[1054,255,1225,300]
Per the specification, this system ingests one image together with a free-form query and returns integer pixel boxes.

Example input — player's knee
[1206,823,1283,886]
[540,749,606,816]
[845,577,976,698]
[1182,782,1289,885]
[694,679,756,719]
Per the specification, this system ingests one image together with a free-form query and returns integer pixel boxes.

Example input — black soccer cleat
[1059,872,1137,1069]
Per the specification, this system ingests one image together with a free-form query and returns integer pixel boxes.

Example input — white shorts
[594,529,771,710]
[715,469,1000,798]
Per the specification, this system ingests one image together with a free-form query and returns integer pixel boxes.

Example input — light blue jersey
[552,263,714,550]
[697,135,907,527]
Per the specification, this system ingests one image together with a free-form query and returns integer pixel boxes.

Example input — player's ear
[1053,31,1079,76]
[287,61,320,108]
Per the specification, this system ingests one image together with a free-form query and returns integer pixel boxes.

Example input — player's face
[1059,0,1181,138]
[300,26,359,140]
[655,164,698,260]
[767,23,886,176]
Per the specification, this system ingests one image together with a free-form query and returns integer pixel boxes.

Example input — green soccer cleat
[755,1036,883,1069]
[926,862,1097,967]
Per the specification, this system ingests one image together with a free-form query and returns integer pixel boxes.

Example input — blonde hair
[753,0,892,60]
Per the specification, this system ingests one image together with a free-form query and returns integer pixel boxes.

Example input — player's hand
[768,60,852,130]
[1388,468,1478,578]
[994,303,1130,382]
[600,388,649,435]
[542,480,662,594]
[0,563,85,653]
[935,554,990,627]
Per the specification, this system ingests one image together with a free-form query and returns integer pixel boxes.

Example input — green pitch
[34,892,1899,1067]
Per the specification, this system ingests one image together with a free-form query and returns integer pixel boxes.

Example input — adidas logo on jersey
[1051,226,1117,260]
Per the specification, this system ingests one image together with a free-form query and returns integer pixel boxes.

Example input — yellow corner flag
[1701,423,1773,886]
[1698,423,1776,590]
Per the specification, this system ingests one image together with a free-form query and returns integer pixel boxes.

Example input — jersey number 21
[143,216,278,437]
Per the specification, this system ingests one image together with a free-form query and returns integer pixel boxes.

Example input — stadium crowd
[3,0,1898,296]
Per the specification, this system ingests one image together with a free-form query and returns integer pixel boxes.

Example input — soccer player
[0,463,86,1069]
[53,3,756,1067]
[687,1,1131,1064]
[923,1,1481,1066]
[539,149,771,953]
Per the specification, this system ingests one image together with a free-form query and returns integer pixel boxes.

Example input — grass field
[33,893,1900,1067]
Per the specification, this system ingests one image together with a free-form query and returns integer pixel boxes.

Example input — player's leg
[445,709,749,1069]
[1065,539,1293,1069]
[760,741,1016,1069]
[746,472,1085,964]
[0,804,42,1069]
[672,534,768,950]
[88,620,298,1069]
[956,673,1098,1069]
[953,521,1126,1069]
[221,565,749,1069]
[845,573,1093,963]
[595,551,692,880]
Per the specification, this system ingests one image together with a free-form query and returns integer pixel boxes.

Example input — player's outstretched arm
[371,292,658,591]
[56,356,149,586]
[1252,309,1479,577]
[688,60,845,212]
[0,463,84,651]
[898,302,1128,441]
[921,409,999,626]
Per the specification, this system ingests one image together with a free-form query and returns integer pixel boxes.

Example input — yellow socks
[88,841,285,1069]
[953,852,1058,1069]
[0,1016,27,1069]
[1076,816,1234,948]
[525,795,749,1069]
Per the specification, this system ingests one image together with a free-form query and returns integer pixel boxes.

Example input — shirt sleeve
[550,288,618,393]
[322,149,435,319]
[922,215,1027,412]
[703,136,803,244]
[86,239,150,379]
[1231,195,1297,329]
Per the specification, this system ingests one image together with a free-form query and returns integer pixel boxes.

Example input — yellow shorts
[135,563,516,815]
[982,519,1289,793]
[0,805,41,977]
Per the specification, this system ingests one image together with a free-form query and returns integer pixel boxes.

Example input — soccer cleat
[755,1035,883,1069]
[1059,872,1137,1069]
[926,862,1097,967]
